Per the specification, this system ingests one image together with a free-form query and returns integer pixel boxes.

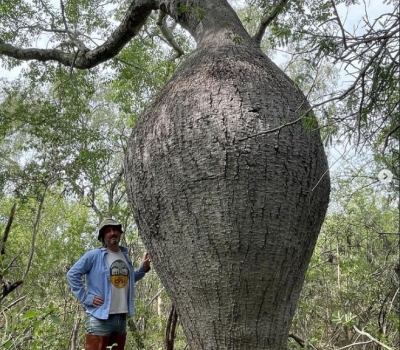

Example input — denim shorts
[86,313,127,336]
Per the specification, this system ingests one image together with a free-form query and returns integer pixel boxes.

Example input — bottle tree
[0,1,330,348]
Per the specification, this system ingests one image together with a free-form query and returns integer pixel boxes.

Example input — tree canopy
[1,0,398,160]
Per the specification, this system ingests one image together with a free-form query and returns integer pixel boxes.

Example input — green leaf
[50,315,62,324]
[23,310,40,319]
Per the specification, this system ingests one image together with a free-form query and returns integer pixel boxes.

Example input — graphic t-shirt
[106,250,129,314]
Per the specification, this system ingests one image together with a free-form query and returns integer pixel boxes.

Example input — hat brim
[97,224,124,241]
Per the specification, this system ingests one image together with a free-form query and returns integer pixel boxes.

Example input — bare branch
[1,203,16,255]
[1,280,23,301]
[353,326,394,350]
[59,0,70,34]
[330,0,348,49]
[115,57,151,75]
[108,167,124,214]
[0,205,24,303]
[147,286,165,306]
[3,296,26,311]
[338,340,373,349]
[0,0,158,69]
[382,125,400,153]
[288,333,320,349]
[22,187,48,280]
[89,186,102,218]
[237,96,311,141]
[156,10,184,59]
[39,0,58,27]
[69,312,82,350]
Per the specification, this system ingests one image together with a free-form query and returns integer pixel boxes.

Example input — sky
[324,1,396,182]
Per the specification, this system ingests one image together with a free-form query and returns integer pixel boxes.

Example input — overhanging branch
[0,0,158,69]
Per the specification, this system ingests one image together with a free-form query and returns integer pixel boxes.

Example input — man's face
[102,226,122,248]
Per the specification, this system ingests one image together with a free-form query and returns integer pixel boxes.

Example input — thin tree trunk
[23,188,47,281]
[165,305,179,350]
[1,203,16,255]
[1,204,23,302]
[69,312,82,350]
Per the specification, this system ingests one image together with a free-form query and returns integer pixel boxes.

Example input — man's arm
[66,253,95,306]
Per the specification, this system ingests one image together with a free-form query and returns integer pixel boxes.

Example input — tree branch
[3,295,26,311]
[69,312,82,350]
[147,286,165,306]
[156,10,184,59]
[108,167,124,214]
[22,187,48,280]
[253,0,292,46]
[330,0,348,49]
[382,125,399,154]
[353,326,394,350]
[288,333,320,349]
[1,280,23,301]
[0,204,24,302]
[1,203,16,255]
[0,0,158,69]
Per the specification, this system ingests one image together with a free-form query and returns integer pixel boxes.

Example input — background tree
[290,176,399,349]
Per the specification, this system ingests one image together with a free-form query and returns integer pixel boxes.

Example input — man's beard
[108,237,119,244]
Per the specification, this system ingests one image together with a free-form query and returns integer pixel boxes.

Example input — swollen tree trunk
[125,1,330,349]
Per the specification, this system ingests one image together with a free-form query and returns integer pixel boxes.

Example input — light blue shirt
[66,246,147,319]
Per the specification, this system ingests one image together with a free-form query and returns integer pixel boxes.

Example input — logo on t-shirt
[110,260,129,288]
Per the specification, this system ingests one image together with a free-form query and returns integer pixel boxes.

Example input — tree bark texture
[125,1,330,349]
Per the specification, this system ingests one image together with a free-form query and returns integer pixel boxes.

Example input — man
[67,218,151,350]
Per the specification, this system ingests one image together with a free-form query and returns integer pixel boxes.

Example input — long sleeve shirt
[66,246,147,319]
